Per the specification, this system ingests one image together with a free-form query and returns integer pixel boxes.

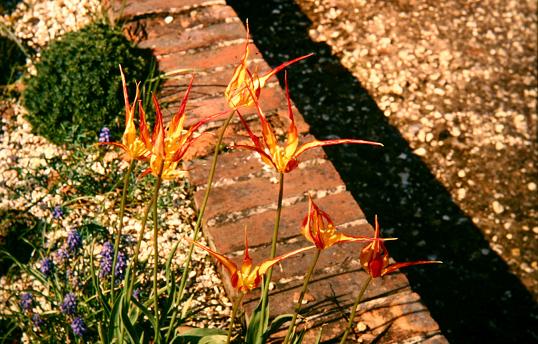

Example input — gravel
[296,0,537,301]
[1,0,232,336]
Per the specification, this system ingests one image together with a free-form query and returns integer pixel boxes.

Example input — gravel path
[1,0,231,335]
[296,0,537,295]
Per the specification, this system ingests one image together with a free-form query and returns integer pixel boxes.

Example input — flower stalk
[177,109,235,299]
[227,293,245,344]
[339,276,371,344]
[283,248,321,344]
[111,159,135,301]
[260,172,284,320]
[152,163,165,343]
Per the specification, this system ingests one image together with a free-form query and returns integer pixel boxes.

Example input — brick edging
[111,1,448,342]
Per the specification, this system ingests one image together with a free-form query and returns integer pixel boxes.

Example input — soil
[227,0,537,342]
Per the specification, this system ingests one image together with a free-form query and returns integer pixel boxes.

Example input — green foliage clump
[23,22,154,145]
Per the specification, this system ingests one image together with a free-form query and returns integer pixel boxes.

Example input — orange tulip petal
[258,245,315,275]
[294,138,383,159]
[382,260,442,276]
[190,240,238,277]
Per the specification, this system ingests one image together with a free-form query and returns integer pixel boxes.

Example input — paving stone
[157,42,260,72]
[139,21,245,56]
[205,191,366,253]
[193,159,345,224]
[111,0,228,19]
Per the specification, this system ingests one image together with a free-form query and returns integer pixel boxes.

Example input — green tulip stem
[339,275,372,344]
[111,159,135,302]
[283,248,321,344]
[227,293,245,344]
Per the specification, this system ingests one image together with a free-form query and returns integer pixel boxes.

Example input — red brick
[182,86,286,128]
[206,191,366,253]
[157,42,261,72]
[193,159,345,223]
[241,269,411,319]
[186,144,327,187]
[139,22,245,56]
[159,60,273,102]
[111,0,229,19]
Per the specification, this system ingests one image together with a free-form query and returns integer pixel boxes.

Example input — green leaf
[246,298,268,344]
[120,297,141,344]
[291,329,306,344]
[199,335,227,344]
[174,328,227,344]
[262,313,293,342]
[107,294,122,341]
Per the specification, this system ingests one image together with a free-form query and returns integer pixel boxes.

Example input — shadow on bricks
[227,0,538,343]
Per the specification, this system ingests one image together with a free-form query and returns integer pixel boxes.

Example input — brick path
[111,1,447,342]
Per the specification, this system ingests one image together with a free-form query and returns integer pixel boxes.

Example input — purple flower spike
[71,316,86,336]
[99,241,128,283]
[67,229,82,254]
[98,127,111,143]
[61,292,77,315]
[56,248,69,263]
[115,250,128,282]
[32,313,43,330]
[20,293,33,311]
[99,241,114,278]
[52,205,63,219]
[39,258,54,277]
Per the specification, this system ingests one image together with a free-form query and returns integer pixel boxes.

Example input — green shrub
[23,22,154,145]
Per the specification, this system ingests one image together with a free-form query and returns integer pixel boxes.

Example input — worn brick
[159,59,272,101]
[241,269,411,320]
[157,42,260,72]
[139,21,245,56]
[111,0,228,19]
[206,191,366,253]
[193,159,345,223]
[185,138,326,186]
[182,86,286,127]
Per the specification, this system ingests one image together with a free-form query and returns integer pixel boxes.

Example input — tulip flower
[138,76,225,180]
[360,215,441,278]
[191,230,314,293]
[234,72,383,173]
[301,196,375,250]
[224,22,312,109]
[99,66,149,162]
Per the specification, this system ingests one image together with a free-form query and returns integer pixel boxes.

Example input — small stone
[528,182,537,191]
[506,233,513,240]
[495,142,505,150]
[356,322,368,332]
[414,147,427,156]
[511,248,520,256]
[532,227,538,234]
[164,16,174,24]
[457,170,466,178]
[492,201,504,214]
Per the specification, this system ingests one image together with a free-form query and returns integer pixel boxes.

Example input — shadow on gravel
[227,0,538,342]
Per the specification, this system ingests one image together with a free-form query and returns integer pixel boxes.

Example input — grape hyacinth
[98,127,110,143]
[52,205,63,219]
[115,250,128,281]
[19,293,33,311]
[39,258,54,277]
[99,241,114,278]
[56,248,69,263]
[99,241,128,283]
[71,316,86,337]
[32,313,43,330]
[60,292,77,315]
[66,229,82,254]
